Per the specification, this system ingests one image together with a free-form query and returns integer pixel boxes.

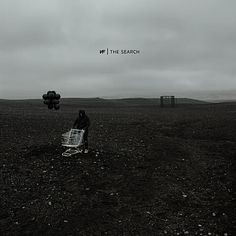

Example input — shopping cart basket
[61,129,85,157]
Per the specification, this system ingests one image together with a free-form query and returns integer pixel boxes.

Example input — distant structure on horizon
[160,96,176,108]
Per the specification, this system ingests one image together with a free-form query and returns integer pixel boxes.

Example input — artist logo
[99,48,140,55]
[100,49,106,54]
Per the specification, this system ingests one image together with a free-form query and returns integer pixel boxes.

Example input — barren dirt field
[0,99,235,236]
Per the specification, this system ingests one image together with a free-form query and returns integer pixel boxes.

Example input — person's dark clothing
[73,110,90,149]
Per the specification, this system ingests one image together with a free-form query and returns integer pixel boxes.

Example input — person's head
[79,110,85,118]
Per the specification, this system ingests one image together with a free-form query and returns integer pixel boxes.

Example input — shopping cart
[61,129,85,157]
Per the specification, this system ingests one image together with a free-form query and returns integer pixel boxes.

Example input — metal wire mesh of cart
[62,129,85,148]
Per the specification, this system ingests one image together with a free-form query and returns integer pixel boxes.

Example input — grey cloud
[0,0,236,99]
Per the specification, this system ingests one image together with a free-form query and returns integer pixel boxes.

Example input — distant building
[160,96,176,108]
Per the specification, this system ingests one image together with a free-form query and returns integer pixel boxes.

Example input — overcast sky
[0,0,235,99]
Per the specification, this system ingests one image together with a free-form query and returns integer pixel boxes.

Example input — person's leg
[83,129,88,152]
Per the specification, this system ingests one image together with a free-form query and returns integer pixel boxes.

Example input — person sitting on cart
[73,110,90,153]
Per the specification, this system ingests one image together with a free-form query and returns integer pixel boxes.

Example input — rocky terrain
[0,99,235,235]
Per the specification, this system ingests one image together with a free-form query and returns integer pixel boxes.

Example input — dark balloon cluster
[42,91,60,110]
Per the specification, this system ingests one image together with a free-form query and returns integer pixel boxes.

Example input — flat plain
[0,98,235,235]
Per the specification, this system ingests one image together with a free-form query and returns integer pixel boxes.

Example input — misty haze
[0,0,235,100]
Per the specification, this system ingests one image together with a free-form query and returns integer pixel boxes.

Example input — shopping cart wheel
[62,148,82,157]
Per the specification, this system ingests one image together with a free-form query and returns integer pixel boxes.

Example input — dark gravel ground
[0,99,235,235]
